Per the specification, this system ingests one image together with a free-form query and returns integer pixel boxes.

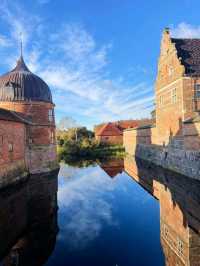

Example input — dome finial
[20,32,23,58]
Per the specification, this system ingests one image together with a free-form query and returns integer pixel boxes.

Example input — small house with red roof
[95,122,123,145]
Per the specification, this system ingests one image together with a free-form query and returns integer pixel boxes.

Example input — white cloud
[0,3,154,128]
[0,34,11,47]
[58,165,119,249]
[171,22,200,38]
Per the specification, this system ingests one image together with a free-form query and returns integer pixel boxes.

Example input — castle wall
[0,120,28,185]
[0,100,58,183]
[0,101,54,125]
[25,144,58,174]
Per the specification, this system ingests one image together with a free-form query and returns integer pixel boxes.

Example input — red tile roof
[96,122,123,136]
[0,108,32,124]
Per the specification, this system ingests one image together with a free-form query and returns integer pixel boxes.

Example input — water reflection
[0,157,199,265]
[56,160,163,266]
[124,156,200,266]
[0,171,58,266]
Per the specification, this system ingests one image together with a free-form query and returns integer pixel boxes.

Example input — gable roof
[96,122,122,136]
[171,38,200,76]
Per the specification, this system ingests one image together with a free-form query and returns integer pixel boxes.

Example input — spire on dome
[11,32,30,73]
[11,55,31,72]
[20,32,23,58]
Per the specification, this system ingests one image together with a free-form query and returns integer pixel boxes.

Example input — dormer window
[48,109,54,122]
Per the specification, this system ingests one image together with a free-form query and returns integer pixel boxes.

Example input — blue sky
[1,0,200,128]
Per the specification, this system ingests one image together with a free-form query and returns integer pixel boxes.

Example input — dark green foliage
[57,127,125,163]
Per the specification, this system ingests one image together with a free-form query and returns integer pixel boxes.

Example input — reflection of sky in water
[46,164,164,266]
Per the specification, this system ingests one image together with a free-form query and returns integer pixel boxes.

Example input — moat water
[0,157,200,266]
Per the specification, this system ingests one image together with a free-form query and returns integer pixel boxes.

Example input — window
[8,143,13,152]
[0,135,3,145]
[159,95,164,107]
[164,225,169,239]
[172,88,177,103]
[48,109,54,122]
[177,238,184,256]
[168,66,173,76]
[195,84,200,98]
[51,131,54,144]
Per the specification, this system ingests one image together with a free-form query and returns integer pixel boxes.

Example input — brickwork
[0,57,58,181]
[96,135,123,145]
[123,28,200,155]
[124,156,200,266]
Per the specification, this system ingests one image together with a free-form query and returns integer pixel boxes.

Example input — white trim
[156,77,190,94]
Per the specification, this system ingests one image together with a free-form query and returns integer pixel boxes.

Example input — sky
[0,0,200,129]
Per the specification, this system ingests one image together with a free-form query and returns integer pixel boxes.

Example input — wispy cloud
[0,34,11,47]
[0,1,154,128]
[171,22,200,38]
[58,165,119,249]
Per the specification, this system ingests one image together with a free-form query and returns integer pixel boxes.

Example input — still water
[0,157,200,266]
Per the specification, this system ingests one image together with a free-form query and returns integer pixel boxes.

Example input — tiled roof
[0,108,31,124]
[96,122,123,136]
[171,38,200,76]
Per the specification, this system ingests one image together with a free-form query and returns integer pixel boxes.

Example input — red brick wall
[0,101,58,174]
[0,120,26,166]
[0,101,55,125]
[0,120,27,179]
[96,135,123,145]
[123,29,200,152]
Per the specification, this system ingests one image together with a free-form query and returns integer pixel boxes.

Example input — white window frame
[195,84,200,99]
[51,131,54,144]
[8,143,13,152]
[48,109,54,122]
[171,88,177,104]
[159,95,164,107]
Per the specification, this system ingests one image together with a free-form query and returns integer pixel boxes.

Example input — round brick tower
[0,55,58,173]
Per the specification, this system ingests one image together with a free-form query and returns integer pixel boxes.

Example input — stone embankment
[135,144,200,180]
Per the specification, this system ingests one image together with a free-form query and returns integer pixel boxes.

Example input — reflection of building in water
[99,159,124,178]
[124,156,200,266]
[0,171,58,266]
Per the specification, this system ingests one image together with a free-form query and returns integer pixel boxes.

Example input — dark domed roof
[0,56,52,103]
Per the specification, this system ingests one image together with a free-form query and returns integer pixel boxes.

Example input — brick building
[124,28,200,154]
[95,119,153,145]
[0,55,58,183]
[124,156,200,266]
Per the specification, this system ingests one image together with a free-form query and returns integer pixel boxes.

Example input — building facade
[124,28,200,154]
[0,55,58,183]
[95,122,123,145]
[95,119,153,145]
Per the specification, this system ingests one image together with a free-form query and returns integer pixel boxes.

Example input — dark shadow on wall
[124,155,200,266]
[0,170,59,266]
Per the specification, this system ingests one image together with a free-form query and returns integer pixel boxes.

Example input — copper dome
[0,56,52,103]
